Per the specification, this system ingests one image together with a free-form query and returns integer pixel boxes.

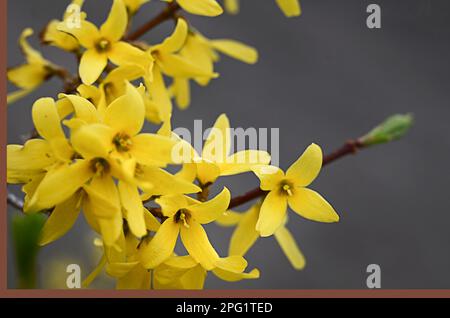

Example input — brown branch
[228,139,365,209]
[125,2,181,41]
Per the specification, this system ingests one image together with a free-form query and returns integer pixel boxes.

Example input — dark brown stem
[125,2,181,41]
[228,139,366,210]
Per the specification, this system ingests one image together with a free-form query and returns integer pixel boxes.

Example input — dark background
[7,0,450,289]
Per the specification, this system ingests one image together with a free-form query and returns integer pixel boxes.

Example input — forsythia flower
[7,29,55,104]
[179,114,270,186]
[217,205,306,270]
[124,0,150,15]
[224,0,301,17]
[58,0,152,84]
[41,0,85,52]
[252,143,339,237]
[165,0,223,17]
[139,188,231,269]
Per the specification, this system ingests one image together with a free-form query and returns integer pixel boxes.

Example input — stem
[228,139,365,209]
[125,2,181,41]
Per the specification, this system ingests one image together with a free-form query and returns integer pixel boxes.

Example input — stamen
[281,183,294,196]
[96,38,111,52]
[90,158,110,177]
[113,133,132,152]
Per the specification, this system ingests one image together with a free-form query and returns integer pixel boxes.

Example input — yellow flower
[41,0,85,52]
[178,114,271,186]
[123,0,150,15]
[7,29,55,104]
[224,0,301,17]
[58,0,152,85]
[252,143,339,237]
[139,188,230,269]
[153,255,259,289]
[217,205,306,270]
[172,31,257,109]
[165,0,223,17]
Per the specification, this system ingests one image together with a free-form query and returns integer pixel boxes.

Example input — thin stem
[228,139,366,209]
[125,2,181,41]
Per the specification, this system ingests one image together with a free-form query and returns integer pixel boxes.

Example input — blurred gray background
[7,0,450,289]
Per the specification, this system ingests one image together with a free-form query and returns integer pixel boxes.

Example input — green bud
[360,113,414,146]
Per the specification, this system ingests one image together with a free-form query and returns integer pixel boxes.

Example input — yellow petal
[32,98,66,141]
[286,143,322,187]
[155,194,189,218]
[229,204,260,255]
[189,187,231,224]
[123,0,150,14]
[117,265,151,289]
[172,77,191,109]
[143,207,161,232]
[7,140,54,172]
[251,165,285,191]
[118,181,146,238]
[177,0,223,17]
[71,123,114,159]
[138,166,201,195]
[42,20,80,52]
[57,20,101,48]
[274,225,305,270]
[59,94,100,124]
[215,255,247,273]
[180,221,219,270]
[211,39,258,64]
[7,88,34,104]
[130,134,176,166]
[146,65,172,122]
[159,53,217,79]
[203,114,230,163]
[105,83,145,136]
[256,190,287,237]
[106,261,139,278]
[139,218,180,268]
[28,160,92,211]
[224,0,239,14]
[215,210,242,227]
[83,176,123,245]
[79,49,108,85]
[100,0,128,42]
[104,64,145,83]
[154,18,188,53]
[288,188,339,223]
[7,64,47,89]
[212,268,260,282]
[18,28,48,65]
[219,150,271,176]
[39,192,83,245]
[108,42,152,71]
[196,160,221,185]
[276,0,301,17]
[82,254,107,288]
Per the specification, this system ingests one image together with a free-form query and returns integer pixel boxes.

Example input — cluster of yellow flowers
[7,0,341,289]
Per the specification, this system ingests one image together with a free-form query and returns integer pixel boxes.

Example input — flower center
[280,181,294,196]
[175,209,191,228]
[90,157,110,177]
[113,133,132,152]
[95,38,111,52]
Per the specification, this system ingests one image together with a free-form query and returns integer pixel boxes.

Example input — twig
[125,2,181,41]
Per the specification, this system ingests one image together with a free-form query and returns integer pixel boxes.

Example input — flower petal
[274,225,306,270]
[229,204,260,255]
[219,150,271,176]
[108,42,152,71]
[39,192,83,246]
[155,194,189,218]
[251,165,284,191]
[215,210,242,227]
[215,255,247,273]
[138,166,201,195]
[212,268,260,282]
[203,114,230,163]
[32,98,66,141]
[177,0,223,17]
[180,221,219,270]
[288,188,339,223]
[139,218,180,268]
[100,0,128,42]
[210,39,258,64]
[130,133,177,166]
[71,123,115,159]
[189,187,231,224]
[79,49,108,85]
[57,20,100,48]
[27,160,92,212]
[104,83,145,136]
[59,94,100,124]
[275,0,301,17]
[7,140,54,172]
[154,18,188,53]
[7,64,47,89]
[286,143,322,187]
[256,190,287,237]
[118,181,147,238]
